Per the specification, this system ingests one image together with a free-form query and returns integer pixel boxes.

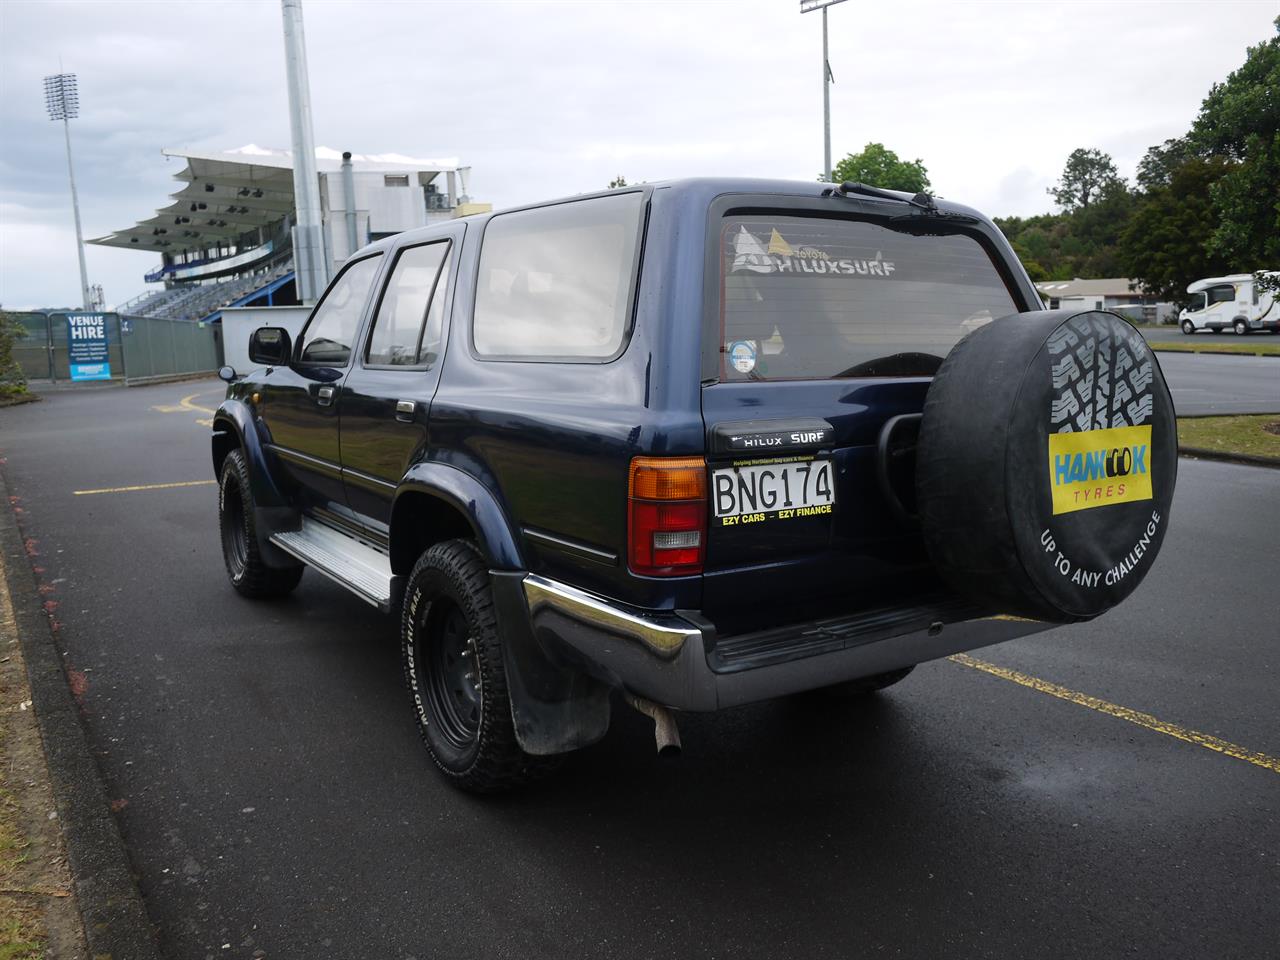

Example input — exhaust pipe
[626,694,682,758]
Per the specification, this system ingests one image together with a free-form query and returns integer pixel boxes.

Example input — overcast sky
[0,0,1274,310]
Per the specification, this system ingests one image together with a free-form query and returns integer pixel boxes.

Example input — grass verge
[1178,415,1280,461]
[1151,340,1280,356]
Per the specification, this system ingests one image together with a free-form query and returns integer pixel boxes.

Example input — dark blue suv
[213,178,1177,792]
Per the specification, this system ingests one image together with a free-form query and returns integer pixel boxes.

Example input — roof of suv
[363,178,995,258]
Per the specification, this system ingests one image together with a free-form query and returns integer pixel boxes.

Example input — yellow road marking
[73,480,216,496]
[151,392,217,416]
[950,653,1280,775]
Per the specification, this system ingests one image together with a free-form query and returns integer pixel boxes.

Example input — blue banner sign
[66,312,112,381]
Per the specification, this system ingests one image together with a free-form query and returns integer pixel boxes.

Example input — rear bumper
[522,574,1053,711]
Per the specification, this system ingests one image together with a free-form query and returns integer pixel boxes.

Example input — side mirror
[249,327,292,366]
[218,365,238,383]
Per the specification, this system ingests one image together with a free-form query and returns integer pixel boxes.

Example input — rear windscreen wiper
[825,180,979,224]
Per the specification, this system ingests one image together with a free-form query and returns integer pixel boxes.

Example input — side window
[365,241,452,367]
[1206,284,1235,305]
[298,254,383,365]
[473,192,643,360]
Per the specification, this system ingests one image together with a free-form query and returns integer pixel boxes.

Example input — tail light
[628,456,707,576]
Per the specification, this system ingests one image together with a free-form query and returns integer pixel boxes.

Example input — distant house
[1034,278,1176,324]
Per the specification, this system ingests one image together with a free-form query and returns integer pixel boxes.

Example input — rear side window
[473,193,643,360]
[365,240,452,367]
[718,216,1017,380]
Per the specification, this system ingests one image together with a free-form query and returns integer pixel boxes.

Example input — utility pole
[43,73,92,310]
[800,0,847,183]
[281,0,327,304]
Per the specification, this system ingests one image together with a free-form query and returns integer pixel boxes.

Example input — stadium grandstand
[91,144,488,322]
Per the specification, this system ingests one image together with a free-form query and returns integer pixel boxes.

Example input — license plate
[712,458,835,523]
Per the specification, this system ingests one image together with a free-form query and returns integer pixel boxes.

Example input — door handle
[316,385,335,406]
[395,399,416,422]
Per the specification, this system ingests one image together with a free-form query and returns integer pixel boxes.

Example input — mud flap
[489,571,612,755]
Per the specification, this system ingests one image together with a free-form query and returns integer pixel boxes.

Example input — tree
[608,175,628,189]
[1048,148,1125,211]
[1119,157,1233,304]
[0,311,30,397]
[1136,138,1193,191]
[831,143,930,193]
[1189,16,1280,264]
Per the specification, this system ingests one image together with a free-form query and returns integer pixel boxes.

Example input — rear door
[700,208,1023,632]
[339,227,462,541]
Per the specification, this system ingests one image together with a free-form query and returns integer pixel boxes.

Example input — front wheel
[1181,320,1195,335]
[218,449,303,598]
[1235,319,1249,336]
[401,540,552,793]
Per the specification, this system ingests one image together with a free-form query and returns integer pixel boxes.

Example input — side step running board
[271,517,395,611]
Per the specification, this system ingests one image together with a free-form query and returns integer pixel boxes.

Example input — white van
[1178,272,1279,335]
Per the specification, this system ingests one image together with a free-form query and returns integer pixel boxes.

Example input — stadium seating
[123,262,295,323]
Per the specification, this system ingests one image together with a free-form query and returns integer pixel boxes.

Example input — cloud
[1,0,1275,309]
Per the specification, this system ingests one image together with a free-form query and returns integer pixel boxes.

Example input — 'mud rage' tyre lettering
[916,310,1177,622]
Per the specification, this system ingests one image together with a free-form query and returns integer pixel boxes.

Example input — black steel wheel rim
[421,599,482,750]
[220,474,248,575]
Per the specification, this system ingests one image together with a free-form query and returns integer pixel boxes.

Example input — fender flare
[393,462,525,570]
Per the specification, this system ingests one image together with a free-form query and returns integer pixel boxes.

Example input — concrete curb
[1179,446,1280,469]
[1153,347,1280,358]
[0,468,163,960]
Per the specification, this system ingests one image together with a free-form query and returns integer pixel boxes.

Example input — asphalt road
[1153,351,1280,416]
[2,381,1278,960]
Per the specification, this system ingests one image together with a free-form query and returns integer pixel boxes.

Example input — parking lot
[1,378,1278,960]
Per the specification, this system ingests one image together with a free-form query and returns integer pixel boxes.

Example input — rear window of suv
[717,214,1018,380]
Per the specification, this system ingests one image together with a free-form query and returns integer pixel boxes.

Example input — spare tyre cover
[917,310,1176,623]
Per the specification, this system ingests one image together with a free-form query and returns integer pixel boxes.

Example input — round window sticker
[729,340,757,374]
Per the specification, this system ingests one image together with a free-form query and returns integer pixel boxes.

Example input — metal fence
[7,311,222,384]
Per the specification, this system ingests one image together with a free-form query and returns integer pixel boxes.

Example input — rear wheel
[1235,319,1249,336]
[218,449,303,598]
[1181,320,1195,335]
[401,539,553,793]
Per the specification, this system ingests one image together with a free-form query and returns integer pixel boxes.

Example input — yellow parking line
[950,653,1280,775]
[152,392,217,416]
[73,480,216,496]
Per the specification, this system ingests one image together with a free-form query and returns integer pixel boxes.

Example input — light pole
[800,0,847,183]
[43,73,92,310]
[281,0,328,304]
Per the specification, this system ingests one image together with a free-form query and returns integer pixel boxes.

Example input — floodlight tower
[44,72,92,310]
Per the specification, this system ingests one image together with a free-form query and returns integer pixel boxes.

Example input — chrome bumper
[521,574,1053,712]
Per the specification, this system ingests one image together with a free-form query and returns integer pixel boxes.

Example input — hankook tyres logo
[1048,425,1152,515]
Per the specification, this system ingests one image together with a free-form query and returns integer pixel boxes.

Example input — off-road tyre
[917,310,1177,623]
[814,666,915,698]
[401,539,554,794]
[218,448,303,598]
